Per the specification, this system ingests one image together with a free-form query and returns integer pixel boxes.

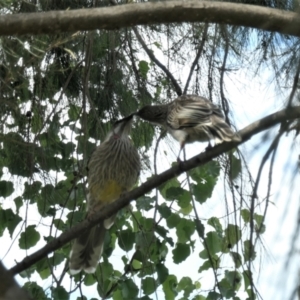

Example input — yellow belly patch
[89,180,124,204]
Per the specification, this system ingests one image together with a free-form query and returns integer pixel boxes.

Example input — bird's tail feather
[211,118,241,143]
[69,222,106,275]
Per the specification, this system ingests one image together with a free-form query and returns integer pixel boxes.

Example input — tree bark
[0,262,31,300]
[0,2,299,37]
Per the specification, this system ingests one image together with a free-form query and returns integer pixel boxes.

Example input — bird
[135,94,241,160]
[69,115,141,274]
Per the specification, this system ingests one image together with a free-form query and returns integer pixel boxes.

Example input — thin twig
[183,24,208,94]
[219,25,230,124]
[287,58,300,106]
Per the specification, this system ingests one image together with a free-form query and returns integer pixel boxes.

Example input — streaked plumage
[69,115,140,274]
[135,95,241,158]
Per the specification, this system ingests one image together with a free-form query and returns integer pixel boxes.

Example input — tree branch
[9,106,300,275]
[0,262,32,300]
[0,2,300,38]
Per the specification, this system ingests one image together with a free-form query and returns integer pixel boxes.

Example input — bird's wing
[168,96,224,129]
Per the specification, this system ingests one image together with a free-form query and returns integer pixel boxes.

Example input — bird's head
[135,105,167,126]
[112,114,134,137]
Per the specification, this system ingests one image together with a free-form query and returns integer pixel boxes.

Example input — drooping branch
[0,2,299,38]
[183,23,208,95]
[133,27,183,96]
[9,106,300,275]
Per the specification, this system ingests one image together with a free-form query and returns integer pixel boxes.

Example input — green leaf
[194,281,201,289]
[198,256,220,273]
[225,270,242,289]
[224,224,241,248]
[243,240,256,262]
[14,196,23,214]
[39,267,51,280]
[19,225,40,249]
[166,213,181,228]
[241,209,250,223]
[155,225,173,246]
[84,273,97,286]
[205,231,222,254]
[189,160,220,182]
[113,289,122,300]
[230,251,243,268]
[157,203,172,218]
[156,263,169,284]
[243,270,252,289]
[0,180,14,197]
[66,211,85,226]
[49,253,65,267]
[199,249,208,259]
[52,286,69,300]
[176,218,195,243]
[229,154,241,180]
[35,257,49,280]
[207,217,223,237]
[118,229,135,251]
[59,141,76,158]
[0,208,22,237]
[177,276,194,298]
[96,261,114,283]
[162,275,178,300]
[153,41,162,49]
[120,279,139,299]
[19,264,35,279]
[207,291,221,300]
[142,277,157,295]
[23,282,49,300]
[36,195,51,217]
[246,288,256,300]
[136,231,155,253]
[195,219,205,238]
[31,111,44,133]
[53,219,67,231]
[136,196,155,211]
[76,136,95,155]
[139,60,150,79]
[159,178,180,200]
[180,203,193,215]
[23,181,42,200]
[172,243,190,264]
[191,162,220,204]
[219,271,242,298]
[254,213,264,227]
[193,296,206,300]
[177,188,191,208]
[131,259,142,271]
[219,277,236,298]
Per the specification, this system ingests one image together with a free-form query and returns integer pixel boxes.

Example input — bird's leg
[177,142,185,163]
[205,141,213,151]
[86,202,104,221]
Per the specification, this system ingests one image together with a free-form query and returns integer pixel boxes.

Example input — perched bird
[69,115,140,274]
[135,95,241,159]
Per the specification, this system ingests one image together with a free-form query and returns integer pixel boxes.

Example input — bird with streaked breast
[135,95,241,159]
[69,115,141,275]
